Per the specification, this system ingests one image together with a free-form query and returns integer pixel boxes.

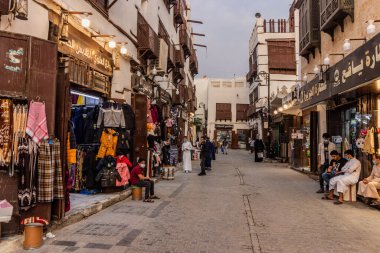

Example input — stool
[131,186,142,200]
[23,223,44,250]
[343,184,357,202]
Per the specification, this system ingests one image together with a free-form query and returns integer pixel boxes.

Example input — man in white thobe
[182,137,193,173]
[327,150,361,204]
[358,154,380,205]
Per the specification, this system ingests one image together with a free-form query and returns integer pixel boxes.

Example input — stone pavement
[15,150,380,253]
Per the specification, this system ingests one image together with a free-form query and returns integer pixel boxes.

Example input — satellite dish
[255,12,261,18]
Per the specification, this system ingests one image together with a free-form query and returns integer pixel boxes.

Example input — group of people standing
[317,133,380,205]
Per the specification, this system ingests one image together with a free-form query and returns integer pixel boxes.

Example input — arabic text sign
[329,32,380,95]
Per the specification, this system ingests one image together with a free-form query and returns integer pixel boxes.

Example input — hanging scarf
[0,99,13,168]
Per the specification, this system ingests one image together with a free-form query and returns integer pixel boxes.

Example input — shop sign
[332,136,342,144]
[58,25,113,76]
[215,124,233,129]
[329,32,380,95]
[299,76,329,109]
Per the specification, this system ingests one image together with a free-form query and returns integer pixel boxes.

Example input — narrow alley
[19,150,380,253]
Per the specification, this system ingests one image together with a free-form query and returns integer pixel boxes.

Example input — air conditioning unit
[154,38,168,73]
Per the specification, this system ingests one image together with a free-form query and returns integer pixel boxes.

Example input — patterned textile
[26,101,48,144]
[37,139,64,203]
[52,140,64,200]
[21,216,49,225]
[0,99,13,167]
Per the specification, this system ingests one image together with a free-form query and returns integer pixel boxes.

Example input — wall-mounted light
[81,13,91,28]
[323,53,344,66]
[120,43,128,55]
[274,110,278,115]
[15,0,28,20]
[176,88,180,95]
[152,66,158,75]
[60,12,69,42]
[278,107,283,112]
[343,38,366,52]
[313,65,320,74]
[91,34,116,49]
[283,103,289,110]
[366,20,380,36]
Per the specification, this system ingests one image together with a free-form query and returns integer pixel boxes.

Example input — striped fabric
[37,139,64,203]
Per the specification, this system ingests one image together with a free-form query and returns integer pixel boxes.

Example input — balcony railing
[263,19,291,33]
[320,0,354,39]
[137,14,159,59]
[174,0,186,25]
[298,0,321,59]
[179,25,191,57]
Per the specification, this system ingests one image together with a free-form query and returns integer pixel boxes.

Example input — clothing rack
[0,94,28,101]
[77,143,100,147]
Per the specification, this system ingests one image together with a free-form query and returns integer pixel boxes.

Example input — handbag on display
[363,127,375,154]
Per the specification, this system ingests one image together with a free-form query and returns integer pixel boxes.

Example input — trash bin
[23,223,44,250]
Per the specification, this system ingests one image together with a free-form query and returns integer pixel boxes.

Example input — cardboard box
[0,200,13,223]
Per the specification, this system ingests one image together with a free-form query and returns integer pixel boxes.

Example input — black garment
[83,106,101,144]
[200,141,209,174]
[147,135,161,149]
[162,144,171,165]
[96,155,117,172]
[135,180,155,199]
[83,148,98,189]
[116,130,131,155]
[95,167,122,187]
[200,155,207,175]
[68,121,77,149]
[122,103,136,131]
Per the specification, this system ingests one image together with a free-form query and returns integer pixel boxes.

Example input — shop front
[0,31,58,236]
[325,32,380,178]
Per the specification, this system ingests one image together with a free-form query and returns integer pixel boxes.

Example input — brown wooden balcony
[296,0,321,59]
[190,48,198,76]
[137,14,159,59]
[174,0,186,25]
[175,48,185,68]
[246,62,257,82]
[172,82,186,105]
[179,25,191,57]
[320,0,354,39]
[173,67,185,83]
[168,43,175,70]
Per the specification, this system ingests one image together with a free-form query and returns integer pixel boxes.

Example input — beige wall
[301,0,380,81]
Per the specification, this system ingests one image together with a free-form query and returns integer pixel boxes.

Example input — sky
[190,0,293,79]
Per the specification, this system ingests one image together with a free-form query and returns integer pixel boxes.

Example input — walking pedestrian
[198,137,208,176]
[205,137,213,170]
[249,138,255,154]
[222,138,228,155]
[182,136,193,173]
[254,138,264,162]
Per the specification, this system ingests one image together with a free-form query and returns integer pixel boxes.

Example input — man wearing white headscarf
[182,136,193,173]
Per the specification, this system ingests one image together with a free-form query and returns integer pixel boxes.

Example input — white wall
[194,77,208,124]
[203,77,250,139]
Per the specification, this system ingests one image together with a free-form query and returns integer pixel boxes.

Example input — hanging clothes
[363,128,375,154]
[83,146,99,189]
[0,99,13,168]
[116,155,132,187]
[95,156,120,187]
[17,138,38,211]
[97,107,126,128]
[121,103,135,131]
[83,106,101,143]
[37,139,64,203]
[97,129,118,159]
[26,101,49,144]
[12,103,28,170]
[116,130,131,155]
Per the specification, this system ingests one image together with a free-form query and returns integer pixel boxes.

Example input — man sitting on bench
[130,158,160,203]
[323,150,361,205]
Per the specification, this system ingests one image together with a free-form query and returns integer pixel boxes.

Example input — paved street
[19,150,380,253]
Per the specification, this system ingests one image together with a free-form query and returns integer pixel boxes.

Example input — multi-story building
[195,76,250,149]
[0,0,199,236]
[293,0,380,175]
[246,10,298,158]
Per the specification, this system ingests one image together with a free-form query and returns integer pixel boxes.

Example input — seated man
[321,151,347,192]
[130,158,159,203]
[358,154,380,205]
[324,150,361,204]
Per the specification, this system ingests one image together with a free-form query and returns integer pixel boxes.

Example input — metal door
[132,93,147,166]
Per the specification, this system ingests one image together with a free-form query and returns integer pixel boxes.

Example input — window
[236,104,249,121]
[211,81,220,87]
[216,103,232,121]
[222,81,232,88]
